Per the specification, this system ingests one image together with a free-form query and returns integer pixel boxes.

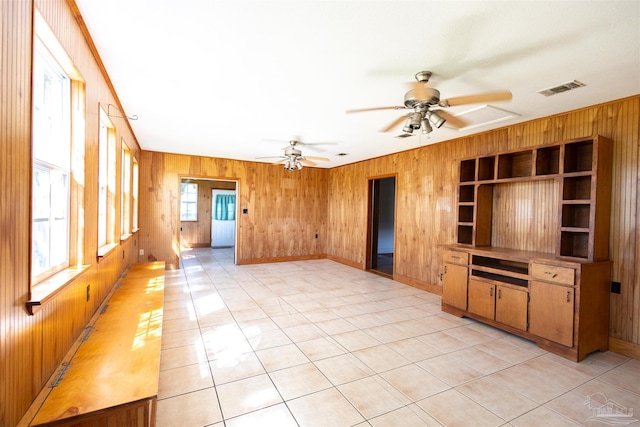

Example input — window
[98,108,116,252]
[121,141,132,238]
[31,11,85,287]
[132,157,139,231]
[180,182,198,221]
[31,37,71,281]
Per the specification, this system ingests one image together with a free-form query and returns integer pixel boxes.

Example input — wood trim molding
[326,254,363,270]
[394,273,442,295]
[609,337,640,359]
[237,254,327,265]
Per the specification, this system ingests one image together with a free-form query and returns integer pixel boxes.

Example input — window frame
[132,157,139,232]
[31,32,72,283]
[180,182,198,222]
[120,141,132,239]
[97,107,117,256]
[29,10,88,307]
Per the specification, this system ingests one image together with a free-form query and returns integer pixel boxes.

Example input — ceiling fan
[257,140,330,170]
[347,71,512,137]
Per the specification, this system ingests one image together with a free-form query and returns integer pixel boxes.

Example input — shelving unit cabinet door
[467,279,495,320]
[529,280,574,347]
[495,286,528,331]
[442,263,469,311]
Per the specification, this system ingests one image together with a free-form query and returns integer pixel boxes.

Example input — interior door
[211,189,236,247]
[367,176,395,276]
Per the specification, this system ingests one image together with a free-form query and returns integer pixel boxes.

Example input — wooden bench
[21,262,165,427]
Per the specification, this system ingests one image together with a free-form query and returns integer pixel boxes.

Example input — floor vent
[538,80,586,97]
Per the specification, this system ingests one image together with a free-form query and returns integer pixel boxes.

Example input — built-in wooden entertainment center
[441,135,613,362]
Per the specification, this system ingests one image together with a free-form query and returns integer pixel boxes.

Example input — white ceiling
[74,0,640,168]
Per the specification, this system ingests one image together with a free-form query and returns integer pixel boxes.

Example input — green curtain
[214,194,236,220]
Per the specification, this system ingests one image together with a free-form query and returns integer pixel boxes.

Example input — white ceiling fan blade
[346,106,406,114]
[434,110,469,129]
[380,115,408,132]
[441,90,512,107]
[299,158,317,166]
[255,156,285,160]
[304,156,330,162]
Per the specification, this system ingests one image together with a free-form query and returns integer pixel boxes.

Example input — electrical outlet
[611,281,621,294]
[139,249,144,256]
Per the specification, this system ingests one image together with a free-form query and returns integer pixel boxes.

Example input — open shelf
[497,150,533,179]
[460,159,476,182]
[564,141,593,173]
[471,269,529,287]
[457,225,473,245]
[536,146,560,176]
[458,205,474,223]
[478,156,496,181]
[562,204,591,228]
[455,135,612,262]
[472,255,529,275]
[560,231,590,258]
[563,176,592,200]
[459,185,475,203]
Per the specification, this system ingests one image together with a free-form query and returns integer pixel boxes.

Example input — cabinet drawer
[530,263,575,285]
[444,250,469,265]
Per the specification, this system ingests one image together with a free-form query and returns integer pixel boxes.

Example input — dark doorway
[367,176,396,277]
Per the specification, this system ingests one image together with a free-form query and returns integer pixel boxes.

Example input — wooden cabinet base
[442,302,608,362]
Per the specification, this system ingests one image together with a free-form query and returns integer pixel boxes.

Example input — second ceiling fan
[347,71,512,137]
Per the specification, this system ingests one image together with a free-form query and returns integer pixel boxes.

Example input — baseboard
[326,254,363,270]
[182,243,211,248]
[394,273,442,295]
[609,337,640,359]
[237,254,327,265]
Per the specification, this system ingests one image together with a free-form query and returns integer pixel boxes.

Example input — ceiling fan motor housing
[404,87,440,109]
[284,147,302,157]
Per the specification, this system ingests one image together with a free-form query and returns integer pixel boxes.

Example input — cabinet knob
[490,288,494,297]
[545,271,558,279]
[566,291,571,303]
[498,289,501,299]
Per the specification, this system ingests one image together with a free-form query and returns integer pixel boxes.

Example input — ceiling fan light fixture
[402,116,413,134]
[428,110,446,128]
[421,118,433,135]
[409,112,422,129]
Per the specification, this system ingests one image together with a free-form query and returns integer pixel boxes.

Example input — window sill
[26,264,91,315]
[97,243,119,259]
[120,233,133,242]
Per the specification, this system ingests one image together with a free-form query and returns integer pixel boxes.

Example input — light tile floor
[156,248,640,427]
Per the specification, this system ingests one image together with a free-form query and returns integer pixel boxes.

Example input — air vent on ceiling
[537,80,586,97]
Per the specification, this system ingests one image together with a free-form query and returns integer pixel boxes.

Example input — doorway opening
[367,176,396,278]
[179,177,238,263]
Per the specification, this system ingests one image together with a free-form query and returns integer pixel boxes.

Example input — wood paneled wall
[1,1,141,426]
[2,2,638,425]
[328,96,639,346]
[138,152,328,268]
